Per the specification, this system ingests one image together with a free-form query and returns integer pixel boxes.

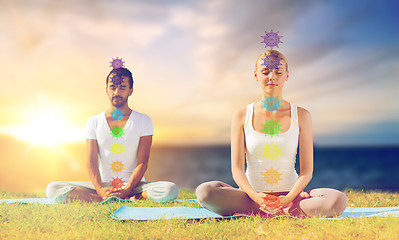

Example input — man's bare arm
[124,135,152,192]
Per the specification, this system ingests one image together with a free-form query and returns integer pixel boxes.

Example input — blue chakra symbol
[261,52,282,70]
[261,94,283,113]
[110,109,124,121]
[110,73,123,86]
[110,57,125,69]
[261,30,283,49]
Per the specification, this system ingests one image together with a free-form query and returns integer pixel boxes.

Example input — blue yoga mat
[0,198,56,204]
[0,197,197,205]
[101,196,198,204]
[110,206,399,221]
[111,206,247,220]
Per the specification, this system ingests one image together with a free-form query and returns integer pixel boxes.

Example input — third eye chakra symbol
[110,74,123,86]
[110,57,125,69]
[260,30,283,49]
[261,52,282,70]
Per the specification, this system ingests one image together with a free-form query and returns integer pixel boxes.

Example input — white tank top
[244,102,299,192]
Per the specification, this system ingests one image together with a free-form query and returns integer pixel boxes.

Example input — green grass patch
[1,189,399,239]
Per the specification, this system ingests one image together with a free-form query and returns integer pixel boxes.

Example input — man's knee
[147,181,179,202]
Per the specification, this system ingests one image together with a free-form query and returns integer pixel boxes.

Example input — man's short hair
[106,68,134,89]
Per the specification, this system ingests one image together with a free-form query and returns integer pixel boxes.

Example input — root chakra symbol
[261,118,282,137]
[262,167,282,186]
[111,177,124,189]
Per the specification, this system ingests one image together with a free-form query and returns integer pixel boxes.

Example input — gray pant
[46,181,179,203]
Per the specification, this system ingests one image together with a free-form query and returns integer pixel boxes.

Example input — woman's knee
[195,181,223,203]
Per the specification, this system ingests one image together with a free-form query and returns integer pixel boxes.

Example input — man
[46,66,179,202]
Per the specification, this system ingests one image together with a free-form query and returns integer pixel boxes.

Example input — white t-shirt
[85,110,153,185]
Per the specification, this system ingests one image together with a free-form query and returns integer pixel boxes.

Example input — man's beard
[111,96,127,108]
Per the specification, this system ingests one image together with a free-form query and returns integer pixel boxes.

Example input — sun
[6,106,82,147]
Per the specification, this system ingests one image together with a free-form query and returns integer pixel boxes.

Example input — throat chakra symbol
[110,109,124,121]
[110,57,125,69]
[110,126,125,139]
[111,177,124,189]
[261,94,283,113]
[261,52,282,70]
[262,142,282,161]
[262,167,283,186]
[261,118,282,137]
[110,160,125,173]
[111,143,124,155]
[260,30,283,49]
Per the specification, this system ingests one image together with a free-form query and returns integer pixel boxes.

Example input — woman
[196,50,347,218]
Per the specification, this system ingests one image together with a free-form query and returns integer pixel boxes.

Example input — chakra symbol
[261,52,282,70]
[262,143,282,161]
[110,73,124,86]
[110,57,125,69]
[110,160,125,173]
[261,94,283,113]
[260,29,283,49]
[110,109,124,122]
[261,118,282,138]
[110,143,124,155]
[111,177,124,189]
[110,126,125,139]
[262,167,283,186]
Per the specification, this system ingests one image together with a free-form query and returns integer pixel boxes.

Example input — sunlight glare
[8,107,83,146]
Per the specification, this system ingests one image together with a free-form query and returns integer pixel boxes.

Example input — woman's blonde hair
[255,50,288,71]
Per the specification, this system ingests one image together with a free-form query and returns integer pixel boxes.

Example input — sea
[146,145,399,191]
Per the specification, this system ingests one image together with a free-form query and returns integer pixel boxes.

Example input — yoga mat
[333,207,399,219]
[111,205,248,221]
[0,198,56,204]
[101,196,198,204]
[111,206,399,221]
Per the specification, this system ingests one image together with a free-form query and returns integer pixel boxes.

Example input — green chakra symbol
[110,126,125,139]
[261,118,282,137]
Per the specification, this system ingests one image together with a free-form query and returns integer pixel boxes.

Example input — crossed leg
[196,181,348,218]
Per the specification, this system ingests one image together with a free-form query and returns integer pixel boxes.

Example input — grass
[1,189,399,239]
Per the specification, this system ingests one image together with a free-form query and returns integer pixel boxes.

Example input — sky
[0,0,398,191]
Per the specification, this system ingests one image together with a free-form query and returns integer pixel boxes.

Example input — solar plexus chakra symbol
[111,177,124,189]
[260,30,283,49]
[111,143,124,155]
[111,160,125,173]
[110,126,125,139]
[262,167,283,186]
[110,109,124,122]
[262,143,282,161]
[110,57,125,69]
[261,94,283,113]
[261,52,282,70]
[261,118,282,137]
